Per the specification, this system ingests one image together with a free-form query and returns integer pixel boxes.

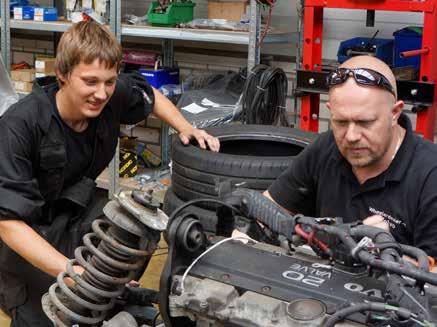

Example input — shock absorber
[42,191,168,326]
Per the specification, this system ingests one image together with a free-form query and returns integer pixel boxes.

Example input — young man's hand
[150,89,220,152]
[64,265,84,288]
[178,127,220,152]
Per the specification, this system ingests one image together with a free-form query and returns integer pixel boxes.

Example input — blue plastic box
[13,6,34,20]
[393,27,423,70]
[34,7,58,21]
[337,37,394,65]
[139,68,180,89]
[9,0,28,15]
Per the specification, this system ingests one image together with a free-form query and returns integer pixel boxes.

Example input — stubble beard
[344,137,392,170]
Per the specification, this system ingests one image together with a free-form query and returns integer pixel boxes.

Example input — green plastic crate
[147,1,195,27]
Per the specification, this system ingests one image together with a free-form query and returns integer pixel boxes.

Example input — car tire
[171,124,316,209]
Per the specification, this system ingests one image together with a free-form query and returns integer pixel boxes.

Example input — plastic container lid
[393,26,423,36]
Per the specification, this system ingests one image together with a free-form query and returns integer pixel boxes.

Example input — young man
[266,55,437,260]
[0,20,219,326]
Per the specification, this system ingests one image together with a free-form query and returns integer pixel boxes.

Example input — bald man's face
[327,79,396,169]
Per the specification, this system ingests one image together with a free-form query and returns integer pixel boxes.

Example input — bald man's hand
[363,215,389,232]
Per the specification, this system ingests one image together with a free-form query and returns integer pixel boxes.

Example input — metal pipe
[400,47,429,58]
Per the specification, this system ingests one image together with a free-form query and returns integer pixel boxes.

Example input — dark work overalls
[0,74,154,326]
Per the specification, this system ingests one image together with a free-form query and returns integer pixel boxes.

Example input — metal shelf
[122,24,294,45]
[0,0,291,196]
[10,19,72,32]
[4,20,293,45]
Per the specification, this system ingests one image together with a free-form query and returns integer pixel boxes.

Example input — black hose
[151,311,161,327]
[360,252,437,285]
[168,192,437,286]
[168,198,241,221]
[349,225,431,278]
[400,244,430,272]
[324,302,413,327]
[351,224,402,263]
[239,64,288,126]
[349,224,394,242]
[335,223,428,271]
[296,217,437,286]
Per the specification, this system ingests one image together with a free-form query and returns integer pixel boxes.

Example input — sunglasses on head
[326,67,396,98]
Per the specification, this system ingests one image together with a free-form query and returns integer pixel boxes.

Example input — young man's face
[327,78,397,169]
[59,59,118,119]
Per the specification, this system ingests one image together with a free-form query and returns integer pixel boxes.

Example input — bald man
[265,56,437,259]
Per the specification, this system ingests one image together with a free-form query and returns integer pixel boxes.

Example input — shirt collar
[32,77,60,132]
[386,113,417,182]
[33,78,105,139]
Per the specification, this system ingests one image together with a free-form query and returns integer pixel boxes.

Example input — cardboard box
[34,7,58,21]
[35,57,56,74]
[11,68,35,82]
[13,6,35,20]
[208,1,247,21]
[13,81,33,93]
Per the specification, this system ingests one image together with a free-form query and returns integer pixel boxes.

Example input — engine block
[167,240,387,326]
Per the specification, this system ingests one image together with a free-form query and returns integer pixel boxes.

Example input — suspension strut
[42,190,168,326]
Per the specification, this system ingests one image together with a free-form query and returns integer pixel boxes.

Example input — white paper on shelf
[181,103,208,114]
[201,98,220,107]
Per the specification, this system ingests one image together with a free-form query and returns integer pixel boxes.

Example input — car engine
[159,188,437,327]
[42,188,437,326]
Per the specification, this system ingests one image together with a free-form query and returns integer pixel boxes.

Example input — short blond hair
[55,20,122,82]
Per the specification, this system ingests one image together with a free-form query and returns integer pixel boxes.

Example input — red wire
[295,224,330,253]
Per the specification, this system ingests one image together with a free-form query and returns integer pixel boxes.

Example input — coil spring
[43,201,159,326]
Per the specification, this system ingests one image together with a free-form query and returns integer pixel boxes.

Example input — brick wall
[11,34,54,67]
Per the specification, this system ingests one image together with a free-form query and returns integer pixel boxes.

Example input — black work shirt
[0,72,154,225]
[46,85,97,185]
[268,114,437,258]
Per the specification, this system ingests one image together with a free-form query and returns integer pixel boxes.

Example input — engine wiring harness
[159,188,437,327]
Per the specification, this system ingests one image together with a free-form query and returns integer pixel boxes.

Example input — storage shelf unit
[10,19,72,32]
[298,0,437,140]
[0,0,289,194]
[4,20,294,44]
[122,24,293,44]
